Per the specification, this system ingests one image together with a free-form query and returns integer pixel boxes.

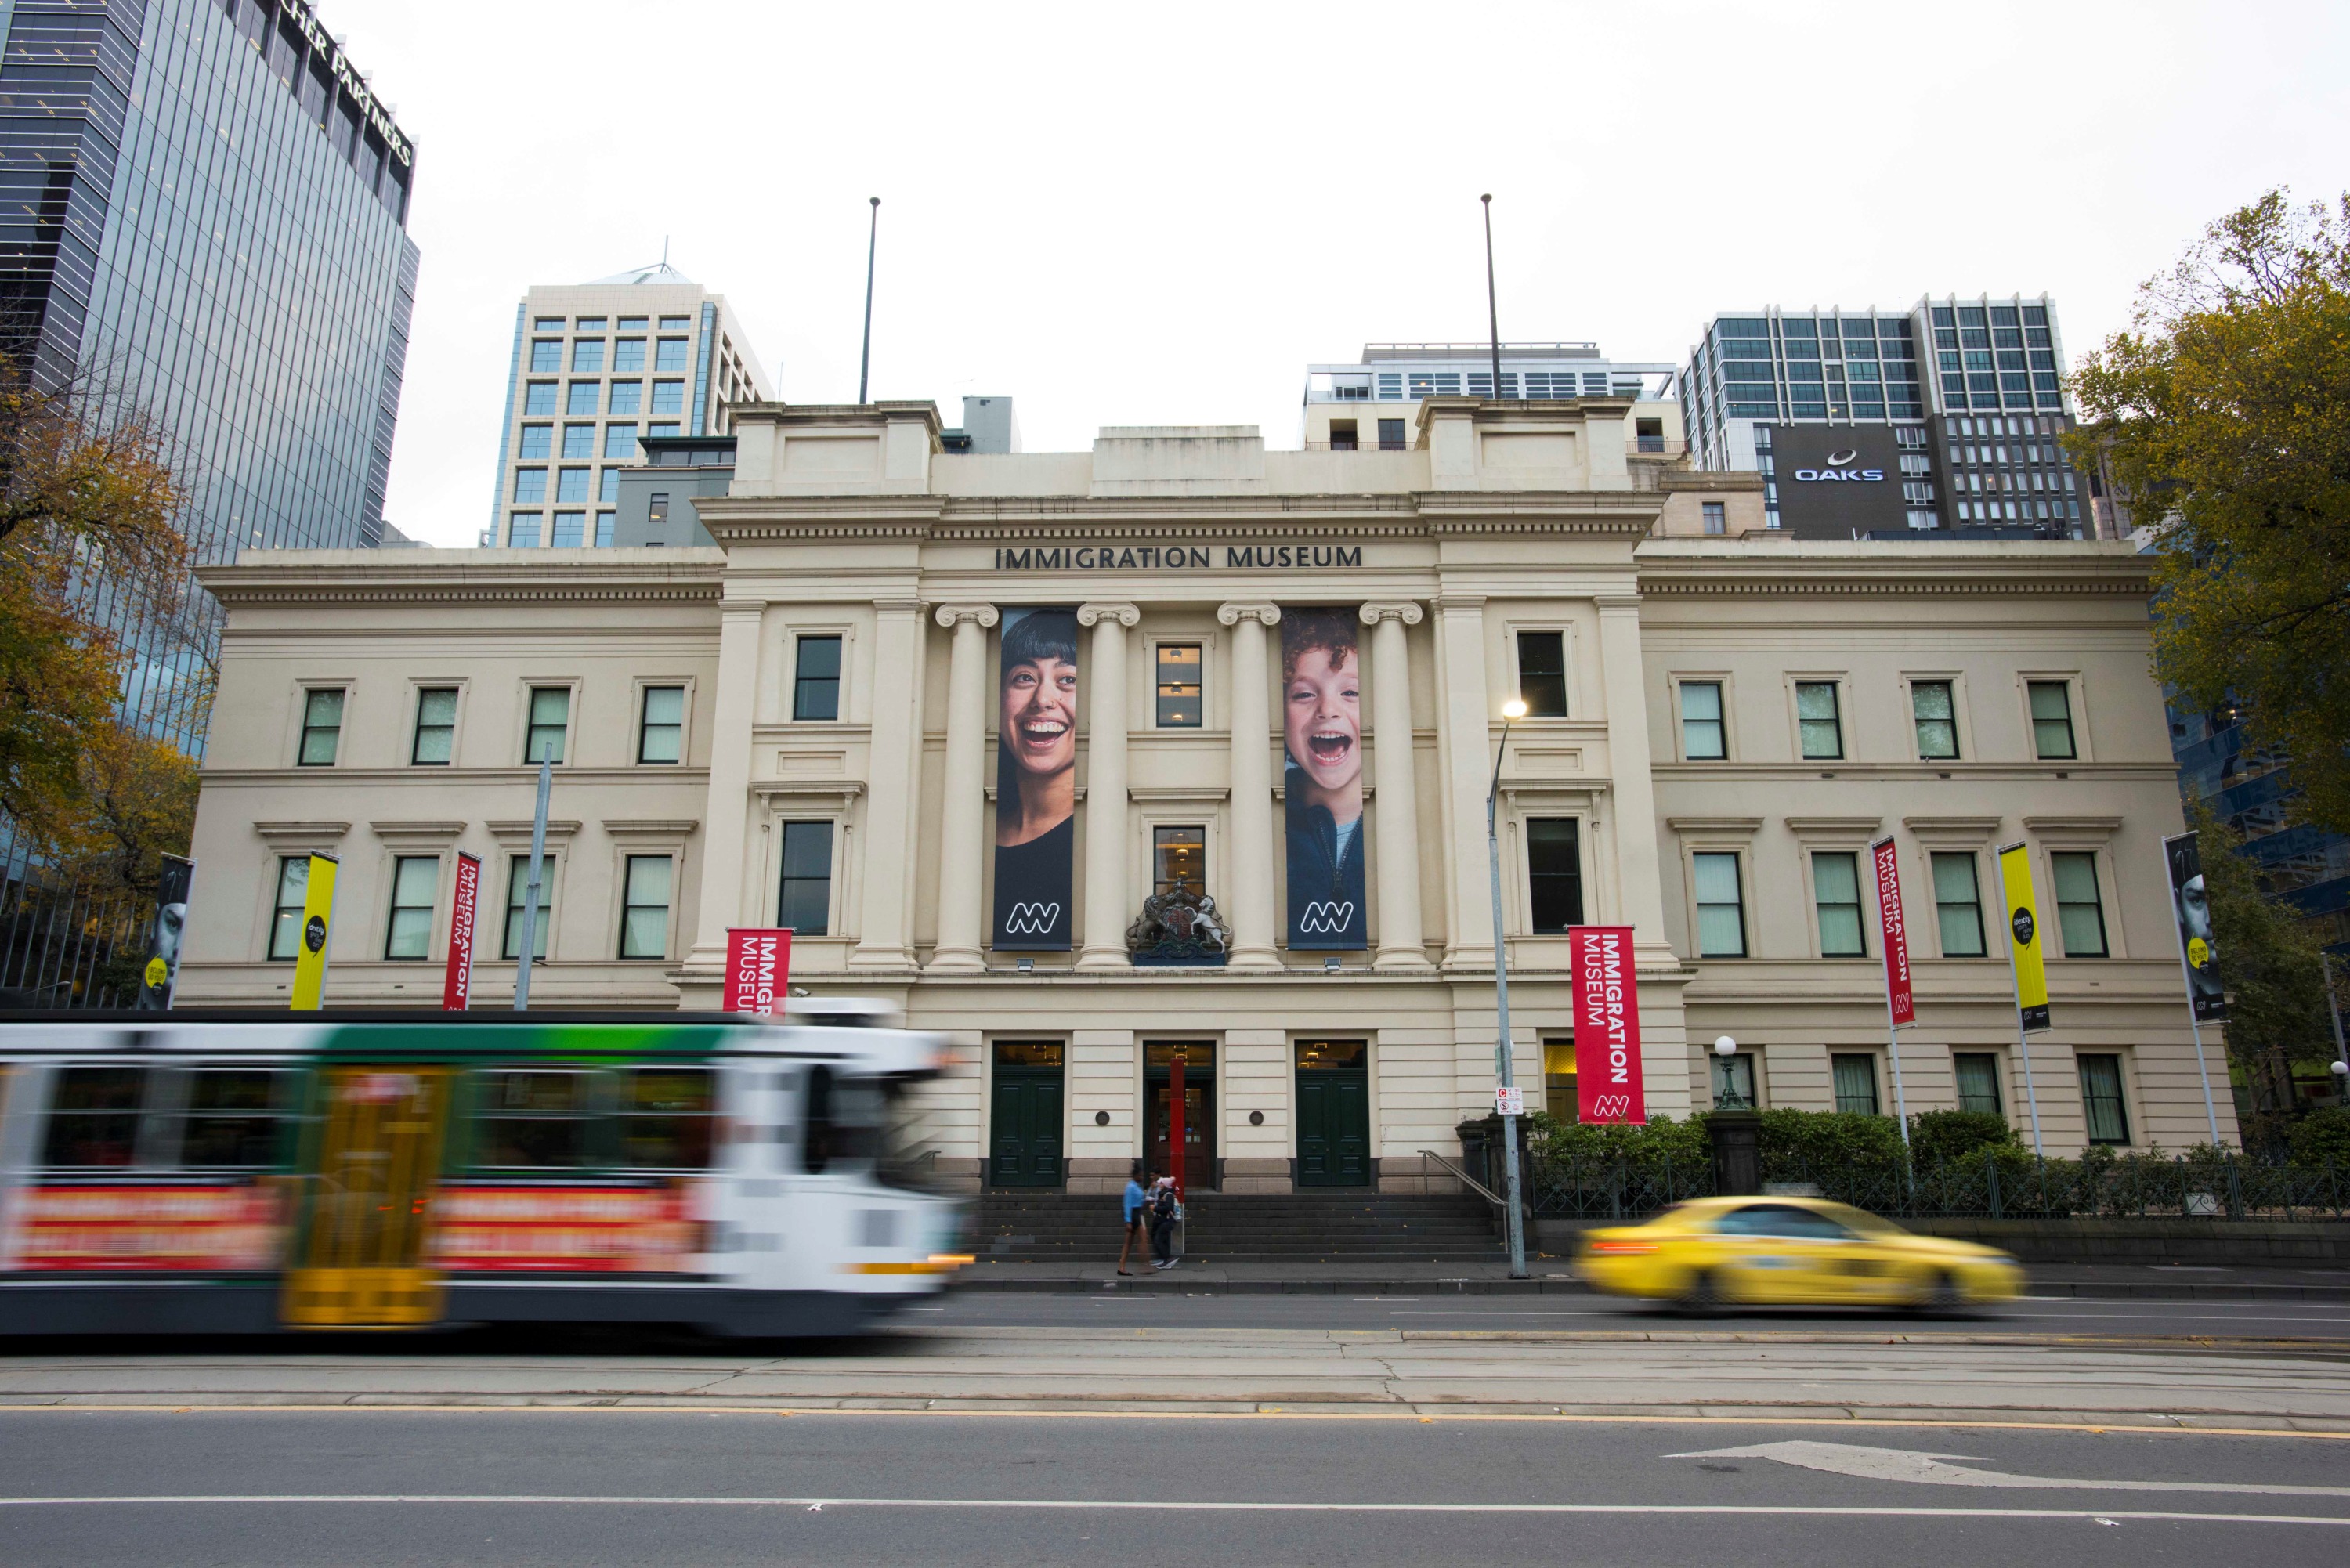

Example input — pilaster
[1076,602,1140,970]
[1219,602,1283,970]
[927,603,998,972]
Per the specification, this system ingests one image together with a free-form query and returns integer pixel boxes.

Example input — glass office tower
[0,0,419,1004]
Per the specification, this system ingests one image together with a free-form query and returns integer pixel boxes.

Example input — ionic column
[927,603,998,972]
[849,599,924,971]
[1360,602,1430,971]
[1219,602,1282,970]
[1076,602,1139,970]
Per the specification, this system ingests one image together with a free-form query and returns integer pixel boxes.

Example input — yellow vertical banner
[289,852,339,1011]
[1997,841,2050,1033]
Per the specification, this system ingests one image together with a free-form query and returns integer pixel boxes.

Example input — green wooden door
[1296,1039,1369,1187]
[990,1042,1065,1188]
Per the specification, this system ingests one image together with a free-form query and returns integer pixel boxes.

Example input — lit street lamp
[1488,696,1530,1279]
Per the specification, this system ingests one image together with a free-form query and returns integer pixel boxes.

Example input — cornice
[1636,546,2157,599]
[197,553,726,608]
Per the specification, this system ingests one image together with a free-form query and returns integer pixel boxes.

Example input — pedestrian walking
[1149,1175,1181,1270]
[1117,1161,1151,1276]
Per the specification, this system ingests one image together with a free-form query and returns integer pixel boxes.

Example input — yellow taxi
[1574,1194,2025,1311]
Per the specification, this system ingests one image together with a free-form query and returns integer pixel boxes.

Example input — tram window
[182,1069,294,1168]
[43,1066,148,1168]
[474,1070,596,1168]
[801,1065,881,1174]
[620,1068,716,1169]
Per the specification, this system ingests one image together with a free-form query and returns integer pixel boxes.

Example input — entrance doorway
[989,1040,1065,1188]
[1145,1041,1215,1189]
[1295,1039,1370,1187]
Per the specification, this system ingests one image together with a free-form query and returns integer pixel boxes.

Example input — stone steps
[973,1190,1503,1262]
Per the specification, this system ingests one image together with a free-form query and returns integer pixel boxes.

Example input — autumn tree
[2067,190,2350,834]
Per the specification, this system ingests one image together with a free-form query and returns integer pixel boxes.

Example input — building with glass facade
[1678,297,2086,540]
[0,0,418,1005]
[487,266,770,549]
[1303,342,1679,451]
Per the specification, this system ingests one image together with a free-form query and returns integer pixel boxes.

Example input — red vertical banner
[441,851,481,1012]
[1871,836,1916,1028]
[724,929,792,1015]
[1568,927,1645,1124]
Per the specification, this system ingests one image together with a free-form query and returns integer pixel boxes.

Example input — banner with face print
[1282,607,1367,950]
[993,607,1079,950]
[2163,831,2229,1024]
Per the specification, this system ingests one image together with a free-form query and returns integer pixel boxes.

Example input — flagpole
[2003,936,2045,1156]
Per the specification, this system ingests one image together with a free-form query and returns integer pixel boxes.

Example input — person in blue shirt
[1118,1161,1152,1277]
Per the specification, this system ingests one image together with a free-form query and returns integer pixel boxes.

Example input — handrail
[1419,1148,1504,1208]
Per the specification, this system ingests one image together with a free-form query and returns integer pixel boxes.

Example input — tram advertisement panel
[11,1185,287,1270]
[1282,607,1367,950]
[992,606,1078,951]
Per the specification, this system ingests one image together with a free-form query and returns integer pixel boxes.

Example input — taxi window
[1716,1203,1850,1239]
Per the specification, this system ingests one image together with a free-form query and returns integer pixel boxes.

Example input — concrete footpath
[955,1256,2350,1300]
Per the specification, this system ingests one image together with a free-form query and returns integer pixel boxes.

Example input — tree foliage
[0,359,197,893]
[2067,190,2350,834]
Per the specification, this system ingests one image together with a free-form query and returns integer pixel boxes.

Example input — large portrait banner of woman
[1282,607,1368,951]
[992,606,1079,951]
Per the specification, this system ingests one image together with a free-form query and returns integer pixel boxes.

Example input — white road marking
[1668,1440,2350,1499]
[0,1494,2339,1525]
[1390,1311,1608,1317]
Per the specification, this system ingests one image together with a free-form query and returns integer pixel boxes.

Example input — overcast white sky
[331,0,2350,547]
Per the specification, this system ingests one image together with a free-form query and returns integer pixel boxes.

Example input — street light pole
[1487,696,1530,1279]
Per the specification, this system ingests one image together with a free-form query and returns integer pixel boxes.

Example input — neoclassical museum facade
[181,399,2234,1187]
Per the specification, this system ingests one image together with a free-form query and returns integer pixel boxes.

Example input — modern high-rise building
[1304,343,1679,450]
[487,266,771,548]
[1678,297,2087,540]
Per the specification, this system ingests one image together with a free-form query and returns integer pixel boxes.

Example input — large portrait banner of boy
[1281,607,1368,951]
[992,606,1079,950]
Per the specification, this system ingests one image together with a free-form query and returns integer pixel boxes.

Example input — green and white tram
[0,1012,968,1338]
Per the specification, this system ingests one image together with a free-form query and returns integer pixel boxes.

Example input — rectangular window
[566,381,599,417]
[613,338,645,373]
[1526,818,1585,933]
[513,468,547,504]
[508,515,541,548]
[1831,1053,1882,1115]
[181,1068,292,1169]
[269,857,309,960]
[556,468,591,504]
[648,494,670,527]
[1377,417,1406,450]
[533,316,564,332]
[1693,851,1745,957]
[572,339,605,374]
[1152,825,1206,896]
[638,685,684,763]
[551,512,586,547]
[1796,681,1842,759]
[607,381,643,415]
[602,423,638,460]
[793,635,843,721]
[621,1068,716,1169]
[659,315,690,331]
[2028,681,2076,758]
[595,514,615,547]
[1679,681,1726,759]
[650,380,685,415]
[504,855,551,959]
[1912,680,1958,759]
[618,316,648,332]
[1932,852,1986,956]
[529,339,561,373]
[560,425,594,460]
[777,821,833,934]
[475,1070,591,1168]
[1155,643,1202,726]
[524,382,557,417]
[1516,631,1567,717]
[619,855,672,959]
[2078,1053,2130,1144]
[518,425,551,460]
[1813,851,1866,956]
[1954,1052,2004,1117]
[1328,420,1357,450]
[298,688,344,765]
[1702,500,1726,535]
[525,686,569,764]
[412,688,457,764]
[574,316,608,333]
[42,1065,148,1167]
[649,422,680,440]
[1712,1051,1756,1111]
[385,855,438,959]
[598,469,620,504]
[2052,851,2108,956]
[656,338,689,372]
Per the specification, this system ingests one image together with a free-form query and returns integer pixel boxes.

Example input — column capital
[1076,602,1141,628]
[873,598,925,617]
[1431,594,1488,612]
[1358,601,1424,627]
[1217,602,1282,627]
[1593,593,1643,612]
[931,602,1000,629]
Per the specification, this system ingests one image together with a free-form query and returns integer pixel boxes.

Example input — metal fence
[1529,1149,2350,1223]
[0,845,152,1009]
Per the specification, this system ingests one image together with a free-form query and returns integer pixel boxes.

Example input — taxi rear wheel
[1912,1271,1964,1315]
[1676,1269,1722,1314]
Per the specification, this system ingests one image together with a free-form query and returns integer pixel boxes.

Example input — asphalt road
[2,1407,2346,1566]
